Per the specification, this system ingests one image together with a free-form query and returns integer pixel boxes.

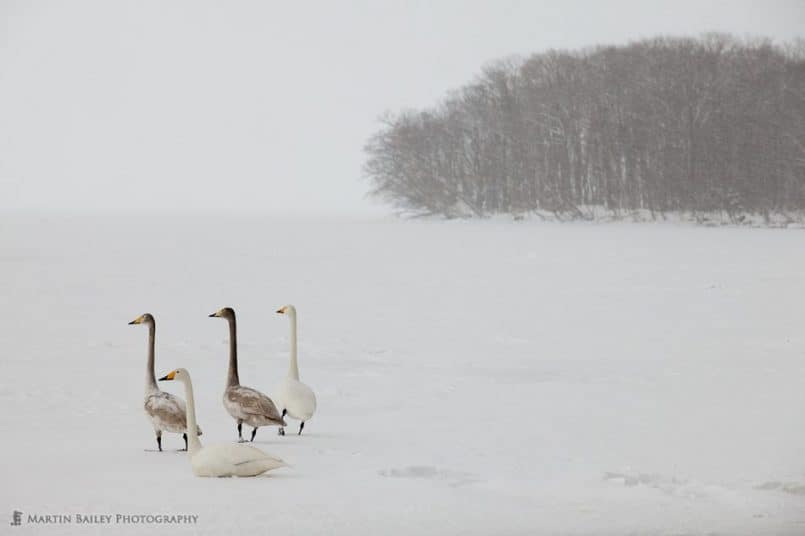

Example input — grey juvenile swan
[209,307,286,442]
[128,313,201,451]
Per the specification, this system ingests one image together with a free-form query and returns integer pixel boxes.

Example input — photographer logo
[10,511,22,527]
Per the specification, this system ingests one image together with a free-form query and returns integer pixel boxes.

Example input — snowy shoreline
[397,208,805,229]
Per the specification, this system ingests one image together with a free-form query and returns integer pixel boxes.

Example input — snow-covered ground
[1,214,804,535]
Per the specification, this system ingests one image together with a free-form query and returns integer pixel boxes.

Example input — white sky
[1,1,803,215]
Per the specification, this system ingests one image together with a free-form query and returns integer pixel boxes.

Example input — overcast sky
[1,1,803,215]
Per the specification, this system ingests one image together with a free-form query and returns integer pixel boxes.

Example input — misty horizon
[1,1,804,216]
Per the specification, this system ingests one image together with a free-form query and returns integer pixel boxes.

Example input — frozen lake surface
[1,214,804,535]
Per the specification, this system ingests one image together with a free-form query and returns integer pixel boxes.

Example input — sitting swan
[209,307,286,442]
[129,313,201,451]
[274,305,317,436]
[158,369,286,477]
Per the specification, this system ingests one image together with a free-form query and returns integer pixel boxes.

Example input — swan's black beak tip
[275,309,282,314]
[158,374,170,381]
[127,320,135,325]
[208,313,216,318]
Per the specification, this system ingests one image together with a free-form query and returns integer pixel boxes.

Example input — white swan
[158,368,287,477]
[129,313,201,451]
[274,305,317,436]
[209,307,286,442]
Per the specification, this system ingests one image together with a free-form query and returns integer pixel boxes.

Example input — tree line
[364,35,805,220]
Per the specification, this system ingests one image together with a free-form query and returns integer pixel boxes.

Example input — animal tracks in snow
[378,465,481,487]
[755,481,805,496]
[606,471,805,502]
[602,472,717,499]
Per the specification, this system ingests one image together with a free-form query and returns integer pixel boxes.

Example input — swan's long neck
[288,313,299,380]
[180,377,203,453]
[226,316,240,387]
[145,321,157,392]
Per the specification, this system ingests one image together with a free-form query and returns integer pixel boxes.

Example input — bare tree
[364,35,805,220]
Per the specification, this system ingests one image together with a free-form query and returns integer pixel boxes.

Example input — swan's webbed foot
[298,421,305,435]
[250,427,258,442]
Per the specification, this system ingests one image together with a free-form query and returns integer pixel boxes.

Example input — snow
[1,213,804,535]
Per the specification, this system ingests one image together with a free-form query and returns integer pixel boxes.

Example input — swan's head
[158,368,190,383]
[209,307,236,320]
[128,313,154,325]
[276,304,296,316]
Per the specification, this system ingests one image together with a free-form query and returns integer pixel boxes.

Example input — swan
[128,313,201,451]
[209,307,286,442]
[274,305,317,436]
[158,368,286,477]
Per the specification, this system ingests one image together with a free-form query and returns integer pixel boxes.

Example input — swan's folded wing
[197,444,286,470]
[228,386,286,424]
[230,445,286,468]
[144,392,187,429]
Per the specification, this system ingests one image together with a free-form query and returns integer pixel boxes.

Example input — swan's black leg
[181,433,188,451]
[237,420,245,442]
[156,431,162,452]
[298,421,305,435]
[250,427,258,442]
[278,409,287,436]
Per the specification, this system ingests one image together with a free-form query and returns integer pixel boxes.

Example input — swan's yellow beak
[128,315,145,325]
[158,370,177,381]
[276,306,287,314]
